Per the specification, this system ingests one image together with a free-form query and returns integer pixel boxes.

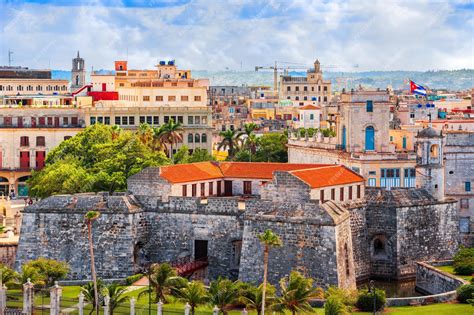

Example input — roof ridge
[289,165,339,174]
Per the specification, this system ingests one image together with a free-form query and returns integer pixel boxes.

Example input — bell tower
[415,124,445,200]
[71,51,85,90]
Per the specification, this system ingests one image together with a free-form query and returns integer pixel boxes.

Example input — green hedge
[453,247,474,275]
[356,288,386,312]
[457,284,474,303]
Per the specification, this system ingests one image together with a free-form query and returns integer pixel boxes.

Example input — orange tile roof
[158,162,363,189]
[159,162,223,184]
[219,162,328,179]
[299,105,321,110]
[290,166,365,188]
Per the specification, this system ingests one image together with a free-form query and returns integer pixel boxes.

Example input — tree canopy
[28,124,170,197]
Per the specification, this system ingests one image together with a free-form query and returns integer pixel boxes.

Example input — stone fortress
[15,126,459,288]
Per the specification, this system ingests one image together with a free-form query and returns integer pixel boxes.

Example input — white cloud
[0,0,472,71]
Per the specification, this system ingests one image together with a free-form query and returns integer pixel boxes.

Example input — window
[310,114,314,120]
[323,96,327,102]
[98,117,104,124]
[192,184,197,197]
[357,185,361,198]
[146,116,153,125]
[64,136,72,140]
[188,116,194,125]
[460,199,469,209]
[63,117,69,125]
[430,144,439,158]
[323,86,328,92]
[320,190,325,203]
[201,133,207,143]
[287,86,291,92]
[345,243,350,276]
[188,134,194,143]
[304,86,308,91]
[465,182,471,192]
[182,185,187,197]
[243,181,252,195]
[209,182,214,196]
[103,117,110,125]
[194,96,201,102]
[156,96,163,101]
[115,117,121,125]
[143,96,150,101]
[340,187,344,201]
[181,95,189,101]
[201,183,205,197]
[331,188,335,200]
[177,116,183,124]
[121,116,128,125]
[368,178,376,187]
[164,116,170,123]
[195,134,201,143]
[129,116,135,125]
[295,86,299,91]
[349,186,353,200]
[365,100,374,113]
[373,237,386,258]
[217,181,222,196]
[168,96,176,102]
[153,116,159,125]
[195,116,201,125]
[410,112,415,118]
[36,136,45,146]
[20,136,29,147]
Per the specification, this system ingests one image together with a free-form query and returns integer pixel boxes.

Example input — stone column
[184,302,191,315]
[103,294,110,315]
[22,279,34,315]
[130,297,135,315]
[49,281,62,315]
[78,292,84,315]
[213,305,219,315]
[0,284,7,315]
[157,300,163,315]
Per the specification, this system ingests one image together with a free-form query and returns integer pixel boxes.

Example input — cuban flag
[410,80,427,96]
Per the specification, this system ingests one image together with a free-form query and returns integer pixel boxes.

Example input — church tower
[71,51,85,90]
[415,125,445,200]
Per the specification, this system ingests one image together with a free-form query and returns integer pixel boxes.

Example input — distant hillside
[53,69,473,91]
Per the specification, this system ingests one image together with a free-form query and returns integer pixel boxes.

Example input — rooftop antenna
[8,50,13,67]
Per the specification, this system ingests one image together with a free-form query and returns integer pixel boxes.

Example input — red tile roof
[158,162,364,188]
[299,105,321,110]
[159,162,222,184]
[219,162,327,179]
[290,166,365,189]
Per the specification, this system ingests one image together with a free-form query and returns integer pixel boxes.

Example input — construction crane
[255,61,359,93]
[255,61,308,92]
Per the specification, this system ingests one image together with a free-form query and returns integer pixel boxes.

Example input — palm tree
[111,125,122,141]
[273,271,323,315]
[257,230,282,315]
[240,283,276,315]
[208,278,241,315]
[137,123,153,145]
[237,123,258,142]
[173,280,208,315]
[218,130,240,159]
[85,210,101,315]
[103,283,129,315]
[81,279,105,315]
[138,263,185,303]
[156,119,184,161]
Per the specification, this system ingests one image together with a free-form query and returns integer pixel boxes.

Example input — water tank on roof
[312,97,317,101]
[160,61,166,66]
[168,60,175,65]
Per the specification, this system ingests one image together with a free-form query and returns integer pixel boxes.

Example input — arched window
[187,133,193,143]
[402,136,407,149]
[342,126,346,149]
[201,133,207,143]
[430,144,439,158]
[373,236,387,259]
[195,133,201,143]
[365,126,375,151]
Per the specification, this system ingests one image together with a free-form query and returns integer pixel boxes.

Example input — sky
[0,0,473,71]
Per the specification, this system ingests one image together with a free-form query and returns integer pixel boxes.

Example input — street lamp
[368,280,376,315]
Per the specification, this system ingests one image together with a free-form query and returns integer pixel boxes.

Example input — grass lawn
[436,265,473,282]
[6,285,473,315]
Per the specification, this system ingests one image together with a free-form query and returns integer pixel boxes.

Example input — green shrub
[355,288,386,312]
[453,247,474,275]
[456,284,474,303]
[125,273,144,285]
[325,286,357,310]
[324,296,348,315]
